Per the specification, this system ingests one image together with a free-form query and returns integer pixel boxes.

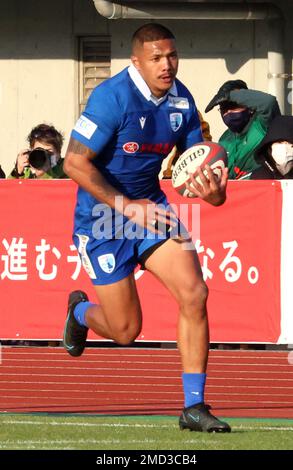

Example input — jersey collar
[128,64,178,105]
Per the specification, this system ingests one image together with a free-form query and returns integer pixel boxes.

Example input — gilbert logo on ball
[172,142,227,197]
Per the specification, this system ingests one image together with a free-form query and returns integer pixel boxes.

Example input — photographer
[9,124,68,179]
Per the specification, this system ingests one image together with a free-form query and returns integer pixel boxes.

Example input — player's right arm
[64,138,130,212]
[64,138,176,233]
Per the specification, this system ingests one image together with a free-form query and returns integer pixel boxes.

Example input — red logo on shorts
[123,142,139,153]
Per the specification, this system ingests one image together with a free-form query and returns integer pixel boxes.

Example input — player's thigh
[93,272,142,330]
[74,232,142,330]
[144,238,207,304]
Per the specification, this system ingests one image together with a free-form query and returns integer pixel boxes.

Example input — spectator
[8,123,68,179]
[0,165,5,178]
[251,115,293,179]
[205,80,281,179]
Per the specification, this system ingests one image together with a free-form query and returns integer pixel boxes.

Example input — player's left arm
[186,165,229,206]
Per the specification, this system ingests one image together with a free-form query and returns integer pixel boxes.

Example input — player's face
[131,38,178,98]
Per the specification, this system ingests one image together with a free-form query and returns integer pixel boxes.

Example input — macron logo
[139,116,146,129]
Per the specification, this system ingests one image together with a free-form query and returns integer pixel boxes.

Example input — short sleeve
[71,85,121,153]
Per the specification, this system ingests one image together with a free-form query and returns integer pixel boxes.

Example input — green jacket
[8,157,68,179]
[219,89,281,180]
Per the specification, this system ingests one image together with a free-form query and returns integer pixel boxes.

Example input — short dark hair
[131,23,175,52]
[27,124,64,154]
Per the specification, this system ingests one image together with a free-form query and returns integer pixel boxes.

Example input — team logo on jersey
[170,113,183,132]
[168,97,189,109]
[98,254,116,274]
[139,116,146,129]
[123,142,139,153]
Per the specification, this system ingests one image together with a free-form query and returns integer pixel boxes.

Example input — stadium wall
[0,0,293,174]
[0,179,291,344]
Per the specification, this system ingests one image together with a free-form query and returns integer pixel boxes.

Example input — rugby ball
[172,142,227,197]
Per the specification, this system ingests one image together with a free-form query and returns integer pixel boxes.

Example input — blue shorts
[73,195,189,285]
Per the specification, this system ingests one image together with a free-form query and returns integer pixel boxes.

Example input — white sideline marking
[1,420,173,428]
[0,439,216,449]
[0,439,167,444]
[234,426,293,431]
[1,420,293,431]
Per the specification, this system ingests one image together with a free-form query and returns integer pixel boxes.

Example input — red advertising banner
[0,179,282,343]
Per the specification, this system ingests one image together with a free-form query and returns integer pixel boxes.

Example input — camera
[28,148,52,171]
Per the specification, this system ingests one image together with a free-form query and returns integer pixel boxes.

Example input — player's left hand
[185,165,228,206]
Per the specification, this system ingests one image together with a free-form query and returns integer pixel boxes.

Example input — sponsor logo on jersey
[123,142,140,153]
[98,253,116,274]
[139,142,173,155]
[168,96,189,109]
[170,113,183,132]
[139,116,146,129]
[74,115,97,139]
[76,234,97,279]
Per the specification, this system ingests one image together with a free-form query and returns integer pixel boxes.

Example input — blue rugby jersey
[71,65,202,227]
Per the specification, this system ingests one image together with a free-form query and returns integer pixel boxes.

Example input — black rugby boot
[63,290,89,357]
[179,403,231,433]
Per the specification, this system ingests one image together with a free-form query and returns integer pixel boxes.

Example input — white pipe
[267,19,285,112]
[92,1,285,111]
[93,0,122,19]
[92,1,281,20]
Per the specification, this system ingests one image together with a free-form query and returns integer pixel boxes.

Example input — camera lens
[28,148,50,170]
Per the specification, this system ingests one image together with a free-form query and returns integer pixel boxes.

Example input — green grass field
[0,414,293,450]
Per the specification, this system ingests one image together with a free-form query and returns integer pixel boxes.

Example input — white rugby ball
[172,141,227,197]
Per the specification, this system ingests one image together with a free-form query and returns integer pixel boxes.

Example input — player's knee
[179,281,209,312]
[112,322,142,346]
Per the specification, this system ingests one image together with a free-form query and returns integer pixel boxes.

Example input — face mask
[271,142,293,175]
[222,109,251,133]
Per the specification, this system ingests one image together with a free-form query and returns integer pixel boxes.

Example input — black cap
[205,79,248,113]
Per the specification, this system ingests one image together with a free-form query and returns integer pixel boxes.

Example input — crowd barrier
[1,179,292,343]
